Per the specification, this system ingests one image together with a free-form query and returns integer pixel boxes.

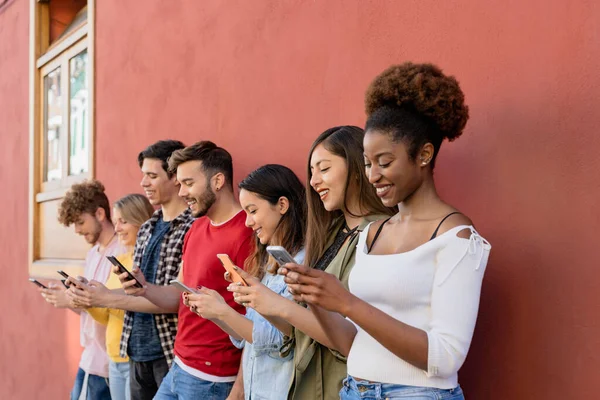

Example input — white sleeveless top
[346,224,491,389]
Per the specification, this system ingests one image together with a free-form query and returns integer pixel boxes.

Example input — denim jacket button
[358,386,367,393]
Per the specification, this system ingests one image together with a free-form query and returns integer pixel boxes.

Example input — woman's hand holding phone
[227,267,288,317]
[279,263,352,315]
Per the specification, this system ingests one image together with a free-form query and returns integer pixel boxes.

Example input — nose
[74,225,82,234]
[114,221,122,233]
[310,171,322,189]
[140,175,149,187]
[367,165,381,184]
[178,184,188,198]
[245,213,254,228]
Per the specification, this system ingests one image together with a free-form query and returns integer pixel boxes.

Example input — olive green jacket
[281,215,386,400]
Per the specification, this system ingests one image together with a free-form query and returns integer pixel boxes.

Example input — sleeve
[85,307,109,325]
[230,335,246,350]
[250,277,293,360]
[426,230,491,378]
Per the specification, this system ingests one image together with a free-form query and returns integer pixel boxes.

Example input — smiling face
[363,130,427,207]
[140,158,180,206]
[176,160,217,218]
[73,212,103,245]
[309,143,349,212]
[239,189,286,245]
[112,207,139,247]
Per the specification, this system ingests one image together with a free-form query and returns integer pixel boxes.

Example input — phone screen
[106,256,143,288]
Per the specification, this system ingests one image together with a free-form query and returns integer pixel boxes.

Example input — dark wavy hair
[137,140,185,178]
[365,62,469,168]
[239,165,306,279]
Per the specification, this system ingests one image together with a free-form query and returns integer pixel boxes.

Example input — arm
[286,231,490,376]
[67,279,178,314]
[227,360,244,400]
[85,306,109,325]
[230,276,338,350]
[185,288,253,342]
[115,265,180,313]
[308,305,357,356]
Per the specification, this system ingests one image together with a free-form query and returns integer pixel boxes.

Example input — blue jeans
[339,376,464,400]
[70,368,111,400]
[109,361,131,400]
[154,362,234,400]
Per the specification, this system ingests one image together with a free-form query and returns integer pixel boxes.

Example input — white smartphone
[266,246,296,266]
[169,279,198,294]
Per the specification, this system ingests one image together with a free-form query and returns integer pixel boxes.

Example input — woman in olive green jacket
[230,126,393,400]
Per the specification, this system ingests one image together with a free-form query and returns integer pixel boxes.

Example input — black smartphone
[107,255,144,288]
[57,270,76,287]
[29,278,48,289]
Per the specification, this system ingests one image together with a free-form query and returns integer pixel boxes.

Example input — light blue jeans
[154,362,234,400]
[109,361,131,400]
[339,376,465,400]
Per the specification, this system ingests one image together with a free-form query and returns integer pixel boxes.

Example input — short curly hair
[58,180,111,226]
[364,62,469,168]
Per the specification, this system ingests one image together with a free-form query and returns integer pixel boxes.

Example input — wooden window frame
[29,0,96,278]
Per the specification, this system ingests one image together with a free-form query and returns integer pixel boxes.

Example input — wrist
[340,293,358,317]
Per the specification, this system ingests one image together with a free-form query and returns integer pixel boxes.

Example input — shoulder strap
[368,217,391,253]
[430,212,461,240]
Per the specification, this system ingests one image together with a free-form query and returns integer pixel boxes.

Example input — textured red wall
[95,1,600,398]
[0,0,79,399]
[1,0,598,398]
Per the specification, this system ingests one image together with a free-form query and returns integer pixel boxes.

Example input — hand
[66,279,111,308]
[113,265,148,296]
[186,288,231,320]
[228,267,288,317]
[40,282,77,308]
[278,263,354,315]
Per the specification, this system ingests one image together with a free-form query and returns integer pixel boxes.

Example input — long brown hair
[239,165,306,280]
[304,126,394,268]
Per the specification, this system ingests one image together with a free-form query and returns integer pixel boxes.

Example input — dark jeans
[130,357,170,400]
[70,368,111,400]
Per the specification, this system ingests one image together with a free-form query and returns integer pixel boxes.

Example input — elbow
[426,333,468,378]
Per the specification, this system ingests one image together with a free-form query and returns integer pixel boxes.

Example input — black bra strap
[368,217,391,253]
[430,212,461,240]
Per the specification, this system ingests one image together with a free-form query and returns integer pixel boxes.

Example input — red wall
[0,0,78,398]
[1,0,598,398]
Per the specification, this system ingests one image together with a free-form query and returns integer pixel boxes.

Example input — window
[29,0,95,278]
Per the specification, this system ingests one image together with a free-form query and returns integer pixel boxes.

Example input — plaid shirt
[119,208,194,365]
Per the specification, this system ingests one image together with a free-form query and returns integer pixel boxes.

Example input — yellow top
[86,252,132,363]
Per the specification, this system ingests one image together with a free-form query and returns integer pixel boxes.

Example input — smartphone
[266,246,296,266]
[169,279,198,294]
[216,254,248,286]
[106,256,144,289]
[29,278,48,289]
[57,270,76,287]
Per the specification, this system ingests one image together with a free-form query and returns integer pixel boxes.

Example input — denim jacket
[231,250,305,400]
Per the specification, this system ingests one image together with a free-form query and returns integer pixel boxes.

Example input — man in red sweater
[119,141,253,399]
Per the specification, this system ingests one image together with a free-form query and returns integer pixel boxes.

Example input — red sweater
[174,211,253,377]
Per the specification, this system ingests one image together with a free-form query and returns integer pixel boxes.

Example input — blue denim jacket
[231,250,304,400]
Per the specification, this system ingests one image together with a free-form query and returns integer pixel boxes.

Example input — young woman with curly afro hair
[280,62,492,400]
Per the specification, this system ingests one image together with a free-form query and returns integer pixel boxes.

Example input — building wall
[0,0,79,398]
[0,0,598,398]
